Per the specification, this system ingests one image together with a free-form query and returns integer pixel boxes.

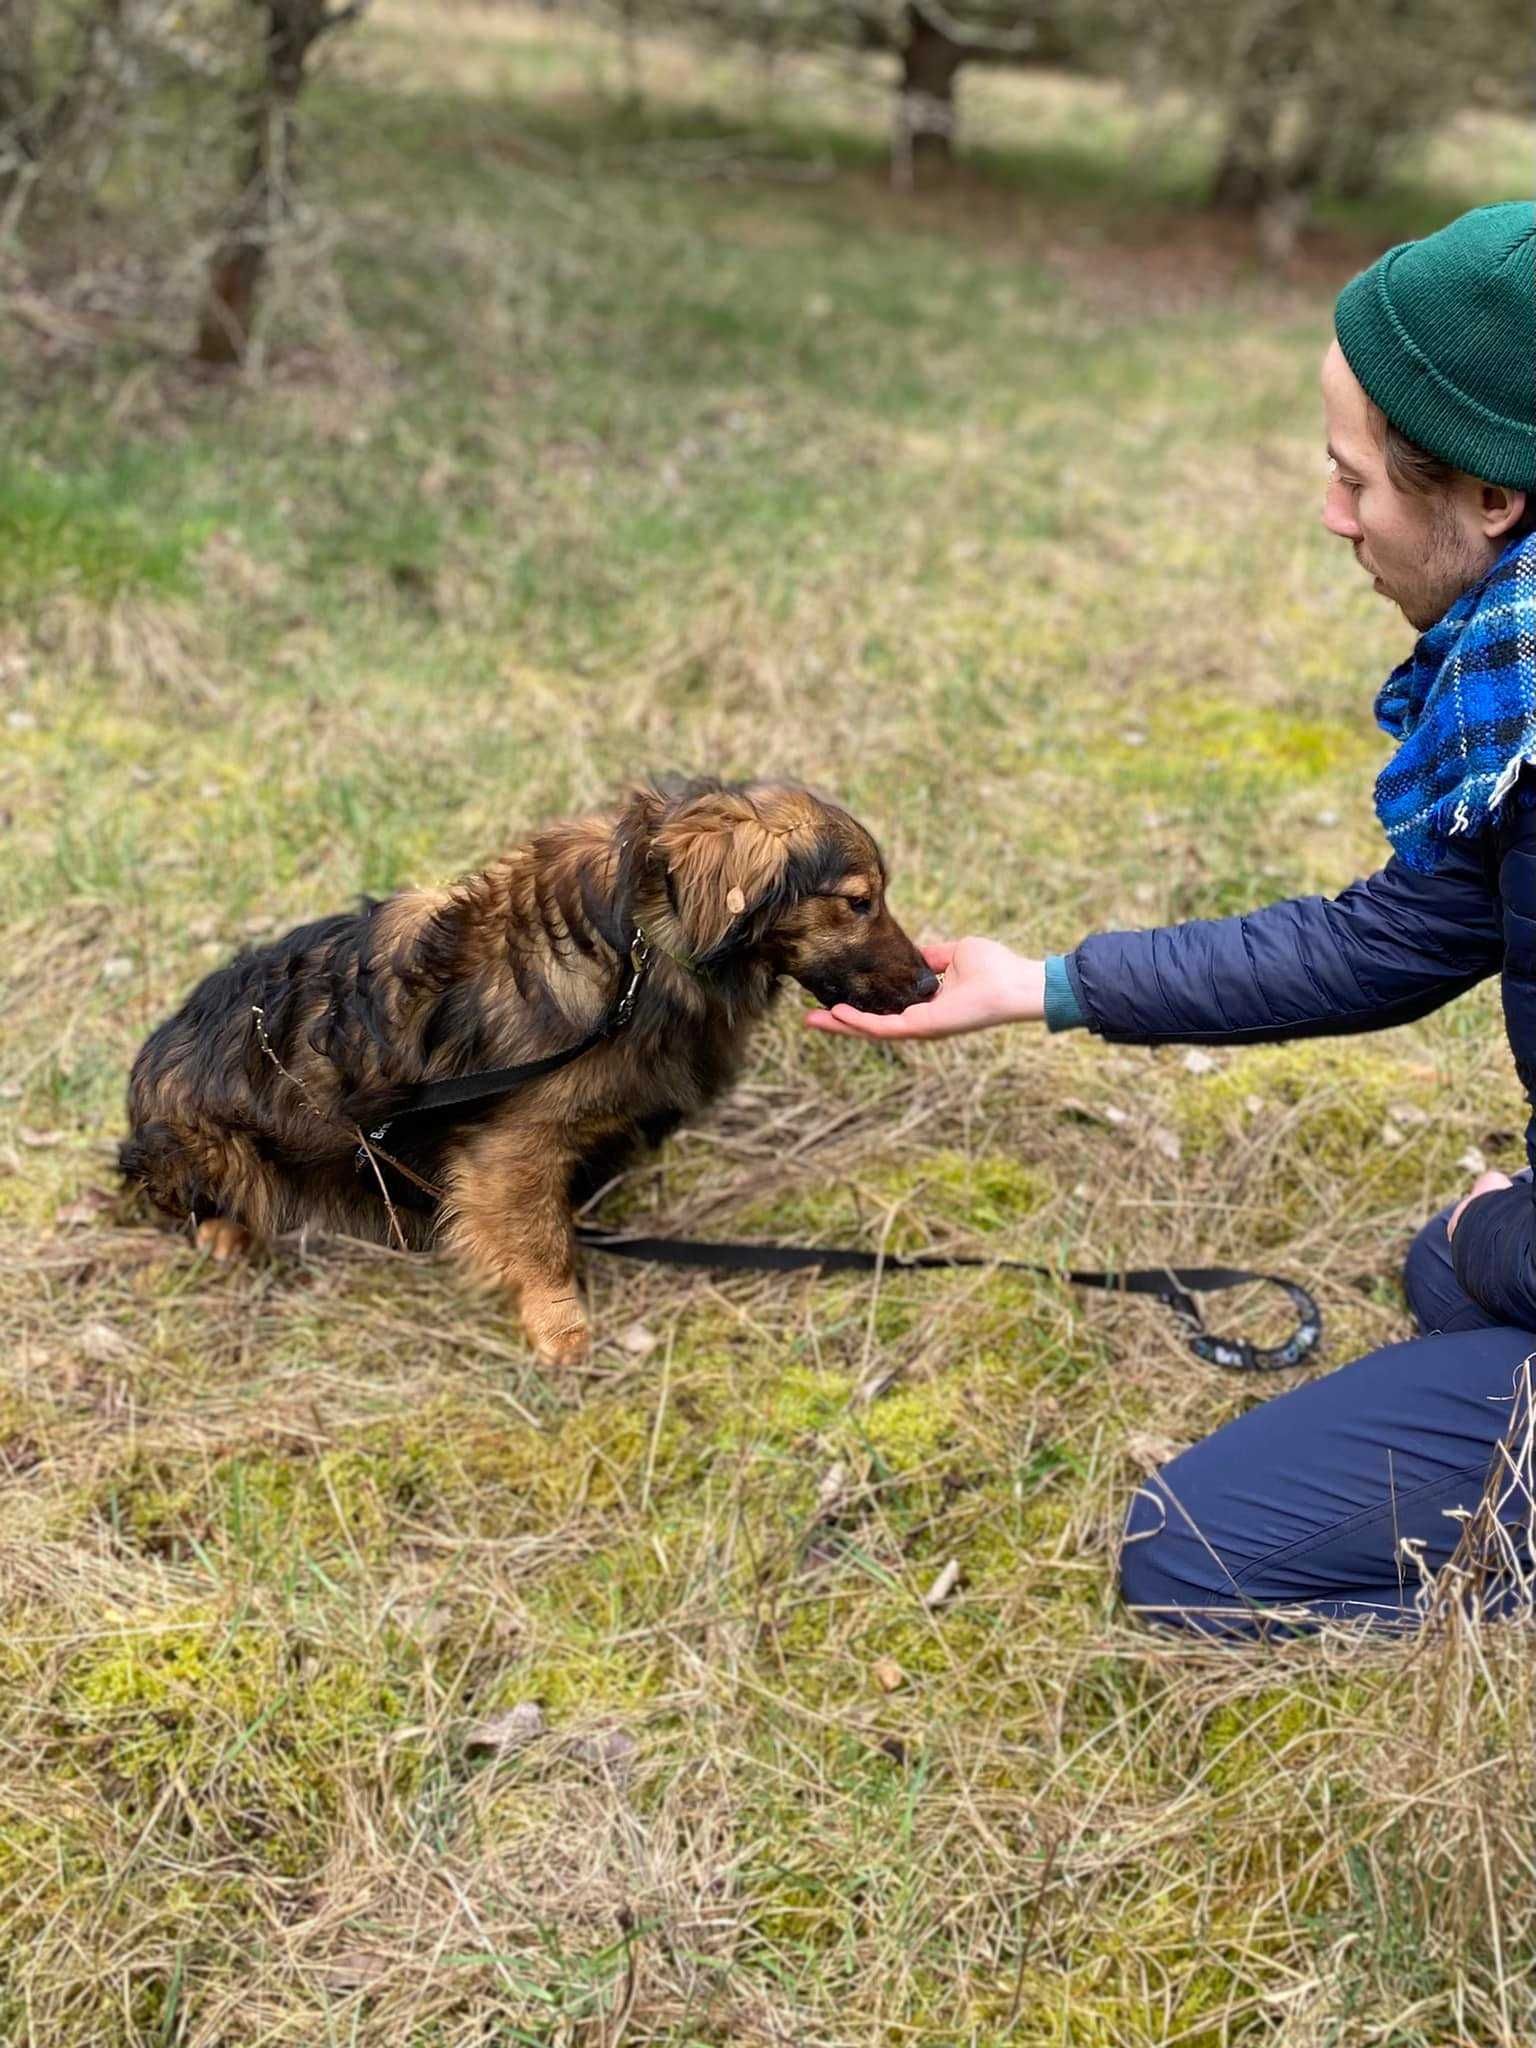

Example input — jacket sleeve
[1064,840,1503,1046]
[1448,1183,1536,1328]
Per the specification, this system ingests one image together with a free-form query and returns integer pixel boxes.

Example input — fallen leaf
[100,956,134,984]
[79,1322,131,1364]
[857,1364,900,1403]
[922,1559,961,1609]
[314,1951,393,1992]
[797,1535,843,1575]
[618,1321,658,1356]
[56,1186,119,1228]
[872,1656,905,1693]
[1102,1105,1130,1128]
[1457,1147,1488,1178]
[1388,1103,1430,1128]
[1181,1048,1217,1075]
[816,1461,848,1514]
[1380,1119,1404,1148]
[1122,1430,1186,1471]
[463,1701,546,1754]
[18,1127,64,1149]
[1147,1125,1182,1164]
[565,1726,638,1774]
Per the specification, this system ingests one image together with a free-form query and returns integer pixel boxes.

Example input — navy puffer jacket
[1061,787,1536,1327]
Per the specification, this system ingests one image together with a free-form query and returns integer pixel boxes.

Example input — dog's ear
[651,787,802,964]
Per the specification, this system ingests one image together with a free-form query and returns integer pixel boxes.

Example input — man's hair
[1374,405,1536,539]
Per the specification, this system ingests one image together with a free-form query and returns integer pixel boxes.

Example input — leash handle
[574,1230,1322,1374]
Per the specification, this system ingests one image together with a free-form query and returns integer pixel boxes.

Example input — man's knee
[1119,1465,1212,1627]
[1118,1457,1260,1636]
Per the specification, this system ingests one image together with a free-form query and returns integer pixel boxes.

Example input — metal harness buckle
[612,930,651,1033]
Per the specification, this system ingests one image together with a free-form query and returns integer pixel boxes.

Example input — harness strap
[358,931,652,1155]
[574,1229,1322,1373]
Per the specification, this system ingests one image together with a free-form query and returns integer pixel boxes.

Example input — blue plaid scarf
[1374,531,1536,874]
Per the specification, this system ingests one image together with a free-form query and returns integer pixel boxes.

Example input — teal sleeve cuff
[1043,953,1086,1033]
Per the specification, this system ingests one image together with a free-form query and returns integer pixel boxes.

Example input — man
[807,200,1536,1634]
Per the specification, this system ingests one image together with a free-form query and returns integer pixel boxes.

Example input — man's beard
[1382,503,1488,631]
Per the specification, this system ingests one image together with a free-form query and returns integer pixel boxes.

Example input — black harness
[356,931,654,1162]
[351,933,1322,1376]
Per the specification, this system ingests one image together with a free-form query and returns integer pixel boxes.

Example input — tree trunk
[1208,121,1273,213]
[893,4,962,190]
[194,1,330,367]
[1207,0,1299,215]
[0,0,39,163]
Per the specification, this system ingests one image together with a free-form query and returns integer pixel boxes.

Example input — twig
[605,1905,640,2048]
[250,1002,416,1251]
[1002,1832,1062,2033]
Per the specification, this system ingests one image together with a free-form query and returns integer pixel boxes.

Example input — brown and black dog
[121,778,938,1363]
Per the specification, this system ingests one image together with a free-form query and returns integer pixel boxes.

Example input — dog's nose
[912,966,941,1003]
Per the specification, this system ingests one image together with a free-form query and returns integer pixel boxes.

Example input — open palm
[804,936,1043,1041]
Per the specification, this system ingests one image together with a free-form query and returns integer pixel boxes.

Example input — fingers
[803,1009,864,1037]
[824,1005,919,1039]
[802,1003,934,1040]
[920,939,958,972]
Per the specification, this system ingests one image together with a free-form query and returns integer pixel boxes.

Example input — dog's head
[630,780,939,1015]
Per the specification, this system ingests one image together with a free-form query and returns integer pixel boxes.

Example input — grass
[2,5,1535,2040]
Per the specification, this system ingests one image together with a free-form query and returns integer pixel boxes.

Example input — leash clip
[354,1121,392,1170]
[611,930,651,1034]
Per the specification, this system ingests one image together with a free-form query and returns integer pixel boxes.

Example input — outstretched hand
[804,937,1046,1041]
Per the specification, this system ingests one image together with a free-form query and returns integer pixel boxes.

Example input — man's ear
[653,792,793,963]
[1481,482,1528,540]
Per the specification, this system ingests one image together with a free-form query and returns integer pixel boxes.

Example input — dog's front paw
[521,1292,591,1368]
[194,1218,253,1263]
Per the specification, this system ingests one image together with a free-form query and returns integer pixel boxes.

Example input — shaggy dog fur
[120,778,937,1362]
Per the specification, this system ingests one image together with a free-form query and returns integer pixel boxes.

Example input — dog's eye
[845,896,873,917]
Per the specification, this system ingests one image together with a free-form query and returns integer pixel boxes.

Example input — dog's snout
[912,965,941,1003]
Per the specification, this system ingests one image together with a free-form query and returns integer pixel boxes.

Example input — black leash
[345,930,1321,1374]
[574,1229,1322,1373]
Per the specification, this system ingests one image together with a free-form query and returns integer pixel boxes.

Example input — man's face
[1319,340,1493,632]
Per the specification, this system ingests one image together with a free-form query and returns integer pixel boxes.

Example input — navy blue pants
[1120,1195,1536,1633]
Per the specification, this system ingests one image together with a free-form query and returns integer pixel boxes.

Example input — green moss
[1171,1039,1461,1223]
[1140,695,1374,786]
[733,1151,1053,1257]
[857,1381,964,1468]
[1202,1680,1373,1798]
[59,1610,410,1873]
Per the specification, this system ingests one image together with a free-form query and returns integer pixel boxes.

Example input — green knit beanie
[1334,199,1536,489]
